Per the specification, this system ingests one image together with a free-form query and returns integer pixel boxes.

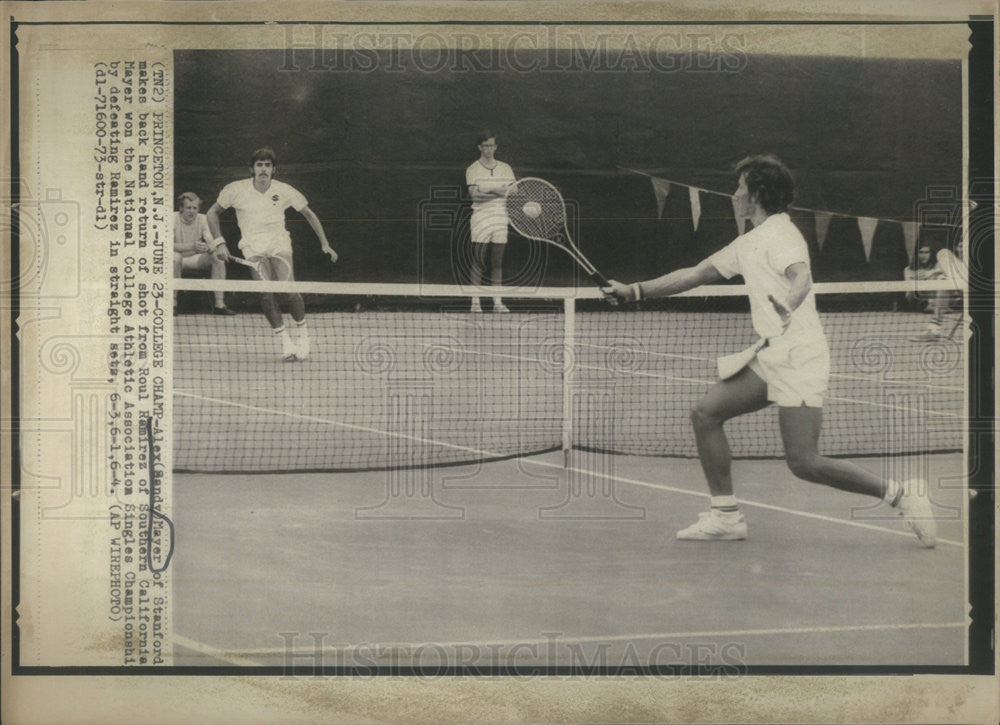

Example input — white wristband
[631,282,642,302]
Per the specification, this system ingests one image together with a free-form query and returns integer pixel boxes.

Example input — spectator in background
[903,243,944,312]
[173,192,234,315]
[910,240,966,341]
[466,130,515,313]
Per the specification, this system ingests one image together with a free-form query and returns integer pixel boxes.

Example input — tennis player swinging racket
[600,154,936,546]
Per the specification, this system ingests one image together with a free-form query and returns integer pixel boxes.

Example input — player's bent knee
[690,405,719,431]
[786,453,822,482]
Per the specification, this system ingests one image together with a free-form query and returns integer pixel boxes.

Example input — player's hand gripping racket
[506,177,611,289]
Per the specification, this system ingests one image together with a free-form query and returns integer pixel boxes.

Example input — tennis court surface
[171,279,969,668]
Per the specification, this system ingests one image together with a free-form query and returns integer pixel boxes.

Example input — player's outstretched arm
[602,258,724,303]
[206,202,230,260]
[300,205,338,263]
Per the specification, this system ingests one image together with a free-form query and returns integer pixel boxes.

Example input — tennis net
[172,278,965,472]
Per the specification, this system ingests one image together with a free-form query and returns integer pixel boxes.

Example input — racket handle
[589,271,621,308]
[589,271,611,288]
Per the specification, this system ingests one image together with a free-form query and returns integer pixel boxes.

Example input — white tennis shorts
[238,234,293,260]
[749,337,830,408]
[470,212,508,245]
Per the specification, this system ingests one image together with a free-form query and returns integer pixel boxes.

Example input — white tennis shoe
[470,298,483,313]
[493,300,510,313]
[898,478,937,548]
[676,509,747,541]
[281,335,298,362]
[296,335,310,361]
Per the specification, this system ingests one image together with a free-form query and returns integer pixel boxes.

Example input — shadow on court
[171,451,967,669]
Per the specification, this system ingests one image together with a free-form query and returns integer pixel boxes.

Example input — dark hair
[913,244,936,270]
[476,130,496,146]
[735,154,795,214]
[251,147,277,166]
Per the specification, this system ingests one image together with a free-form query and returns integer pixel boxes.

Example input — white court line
[174,390,963,548]
[431,345,963,419]
[576,340,965,393]
[177,337,964,392]
[174,622,967,662]
[822,394,962,419]
[175,335,963,395]
[175,340,963,417]
[829,372,962,393]
[174,390,497,458]
[173,340,963,399]
[576,340,714,364]
[607,472,963,548]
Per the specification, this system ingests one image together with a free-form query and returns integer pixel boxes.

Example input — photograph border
[2,3,996,717]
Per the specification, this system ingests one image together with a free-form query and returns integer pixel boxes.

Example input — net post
[562,297,575,468]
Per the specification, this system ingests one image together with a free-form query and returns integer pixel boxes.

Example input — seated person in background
[173,191,234,315]
[911,240,965,341]
[903,244,944,312]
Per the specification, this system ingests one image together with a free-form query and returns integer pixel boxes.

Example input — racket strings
[505,177,605,283]
[507,179,566,239]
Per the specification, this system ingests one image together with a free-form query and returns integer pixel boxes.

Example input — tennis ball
[522,201,542,219]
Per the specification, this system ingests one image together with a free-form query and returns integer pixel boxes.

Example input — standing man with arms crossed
[208,147,338,361]
[173,191,234,315]
[603,154,936,546]
[466,130,515,313]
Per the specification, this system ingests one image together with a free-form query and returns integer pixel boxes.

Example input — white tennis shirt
[216,179,308,247]
[466,160,515,232]
[708,212,824,344]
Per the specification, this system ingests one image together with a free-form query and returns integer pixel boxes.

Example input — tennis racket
[229,255,262,276]
[505,177,610,288]
[233,255,296,282]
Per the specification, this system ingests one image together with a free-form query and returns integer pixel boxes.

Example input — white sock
[293,319,308,339]
[711,495,739,513]
[274,326,291,344]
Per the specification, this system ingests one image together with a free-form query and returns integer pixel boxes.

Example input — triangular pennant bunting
[689,187,702,232]
[814,212,833,250]
[857,217,878,262]
[634,170,951,277]
[650,178,671,218]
